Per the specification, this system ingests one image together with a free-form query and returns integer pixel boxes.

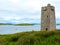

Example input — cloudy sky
[0,0,60,24]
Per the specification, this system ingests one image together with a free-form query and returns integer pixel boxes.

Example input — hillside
[0,30,60,45]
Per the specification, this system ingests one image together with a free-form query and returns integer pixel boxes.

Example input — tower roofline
[47,4,51,6]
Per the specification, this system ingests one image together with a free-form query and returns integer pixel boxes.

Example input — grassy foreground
[0,30,60,45]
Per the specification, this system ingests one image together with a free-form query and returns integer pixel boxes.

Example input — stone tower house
[41,4,56,30]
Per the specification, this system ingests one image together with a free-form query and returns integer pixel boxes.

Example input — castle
[41,4,56,30]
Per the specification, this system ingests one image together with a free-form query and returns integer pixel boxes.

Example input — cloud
[56,12,60,18]
[0,0,60,23]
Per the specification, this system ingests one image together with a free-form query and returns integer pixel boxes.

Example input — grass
[0,30,60,45]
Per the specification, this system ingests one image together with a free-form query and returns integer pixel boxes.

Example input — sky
[0,0,60,24]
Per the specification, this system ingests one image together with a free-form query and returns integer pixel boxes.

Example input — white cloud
[56,12,60,18]
[8,0,20,3]
[0,0,60,23]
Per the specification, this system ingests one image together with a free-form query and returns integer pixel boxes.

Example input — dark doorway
[46,28,48,31]
[47,16,48,18]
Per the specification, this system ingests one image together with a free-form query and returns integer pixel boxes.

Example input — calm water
[0,25,60,34]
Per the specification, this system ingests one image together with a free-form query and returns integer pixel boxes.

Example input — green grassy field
[0,30,60,45]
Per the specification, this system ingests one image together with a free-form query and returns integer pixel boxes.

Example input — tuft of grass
[0,30,60,45]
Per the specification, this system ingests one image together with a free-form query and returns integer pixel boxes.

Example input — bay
[0,25,59,34]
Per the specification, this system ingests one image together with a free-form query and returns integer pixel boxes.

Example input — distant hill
[14,23,35,26]
[0,23,8,25]
[56,24,60,25]
[0,23,40,26]
[0,23,13,25]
